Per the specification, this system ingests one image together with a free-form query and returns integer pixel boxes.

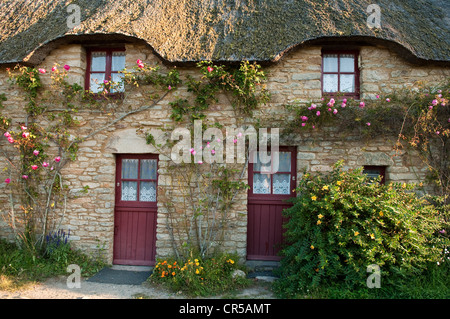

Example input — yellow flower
[311,195,317,201]
[379,211,384,217]
[354,231,359,236]
[195,269,200,274]
[318,214,323,219]
[402,183,407,189]
[310,245,315,249]
[195,262,200,266]
[370,233,375,240]
[322,185,329,191]
[168,264,172,269]
[317,220,322,225]
[172,272,176,276]
[336,181,342,186]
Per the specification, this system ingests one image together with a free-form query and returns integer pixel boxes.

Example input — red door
[114,154,158,266]
[247,147,296,261]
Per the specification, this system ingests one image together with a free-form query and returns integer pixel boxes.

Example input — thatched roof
[0,0,449,65]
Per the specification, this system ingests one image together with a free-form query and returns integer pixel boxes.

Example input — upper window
[86,48,126,94]
[321,50,360,98]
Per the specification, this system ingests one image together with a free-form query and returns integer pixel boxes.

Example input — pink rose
[207,66,214,73]
[21,125,27,130]
[386,98,390,102]
[341,102,346,108]
[51,66,57,72]
[22,132,30,138]
[301,123,306,127]
[33,150,40,156]
[4,132,11,138]
[4,178,10,184]
[359,101,365,108]
[63,65,70,71]
[54,156,61,162]
[7,137,14,143]
[198,161,203,164]
[301,116,308,122]
[333,109,338,115]
[366,122,371,126]
[22,175,28,179]
[31,165,38,170]
[38,68,46,74]
[342,99,347,103]
[432,99,438,106]
[316,111,321,116]
[233,139,238,143]
[42,162,49,168]
[211,149,216,154]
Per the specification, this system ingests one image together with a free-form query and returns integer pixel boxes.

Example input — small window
[86,48,126,94]
[363,166,386,185]
[322,50,360,98]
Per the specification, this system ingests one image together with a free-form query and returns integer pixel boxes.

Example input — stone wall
[0,40,448,264]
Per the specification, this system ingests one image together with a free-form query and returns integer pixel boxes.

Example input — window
[250,149,296,196]
[118,156,158,204]
[363,166,386,185]
[322,50,360,98]
[86,48,126,94]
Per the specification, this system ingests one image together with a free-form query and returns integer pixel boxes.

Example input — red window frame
[321,50,360,99]
[85,47,125,97]
[248,146,297,201]
[115,154,158,209]
[363,165,386,185]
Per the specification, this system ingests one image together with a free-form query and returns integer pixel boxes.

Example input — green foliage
[169,61,270,123]
[0,237,105,288]
[150,251,249,296]
[273,161,449,298]
[7,66,42,115]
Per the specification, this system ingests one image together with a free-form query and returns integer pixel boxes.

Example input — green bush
[150,251,250,296]
[0,231,105,288]
[273,161,449,298]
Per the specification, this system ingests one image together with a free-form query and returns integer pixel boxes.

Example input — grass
[276,262,450,299]
[0,238,105,291]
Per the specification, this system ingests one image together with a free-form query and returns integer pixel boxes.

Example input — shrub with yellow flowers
[150,252,249,296]
[273,161,449,298]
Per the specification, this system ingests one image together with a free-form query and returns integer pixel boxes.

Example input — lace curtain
[121,159,157,202]
[253,152,291,195]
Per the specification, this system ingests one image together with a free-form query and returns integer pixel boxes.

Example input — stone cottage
[0,0,449,266]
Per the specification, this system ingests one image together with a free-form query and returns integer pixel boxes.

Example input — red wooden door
[247,147,296,261]
[114,154,158,266]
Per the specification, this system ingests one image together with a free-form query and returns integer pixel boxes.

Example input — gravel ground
[0,275,276,299]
